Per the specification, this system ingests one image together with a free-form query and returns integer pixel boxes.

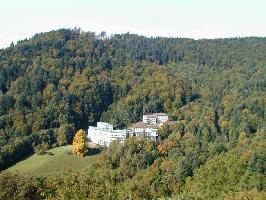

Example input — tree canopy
[0,29,265,199]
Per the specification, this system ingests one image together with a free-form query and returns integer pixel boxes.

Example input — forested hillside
[0,29,265,199]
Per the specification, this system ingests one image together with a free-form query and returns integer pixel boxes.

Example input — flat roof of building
[153,113,168,116]
[164,121,177,127]
[133,122,159,129]
[143,113,168,117]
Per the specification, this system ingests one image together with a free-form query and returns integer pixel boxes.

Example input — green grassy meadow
[6,145,98,176]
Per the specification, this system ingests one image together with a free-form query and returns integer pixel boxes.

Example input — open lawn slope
[6,145,98,176]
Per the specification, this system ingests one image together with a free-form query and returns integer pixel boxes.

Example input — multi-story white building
[155,113,169,123]
[143,113,168,124]
[133,122,158,140]
[143,114,157,124]
[88,122,127,146]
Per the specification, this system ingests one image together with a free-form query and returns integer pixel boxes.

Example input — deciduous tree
[72,129,86,157]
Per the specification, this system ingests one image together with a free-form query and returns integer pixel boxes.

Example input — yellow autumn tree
[72,129,86,157]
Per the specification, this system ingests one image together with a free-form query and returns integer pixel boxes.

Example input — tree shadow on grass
[67,147,103,157]
[36,150,54,156]
[86,147,102,156]
[46,152,54,156]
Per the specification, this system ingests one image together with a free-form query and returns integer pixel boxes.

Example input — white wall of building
[134,127,158,140]
[97,122,113,130]
[157,115,168,123]
[88,122,126,146]
[143,113,168,124]
[143,115,157,124]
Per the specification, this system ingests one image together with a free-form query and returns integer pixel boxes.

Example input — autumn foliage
[0,29,265,199]
[72,129,86,157]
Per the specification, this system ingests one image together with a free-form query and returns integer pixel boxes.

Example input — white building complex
[88,122,127,146]
[88,113,170,146]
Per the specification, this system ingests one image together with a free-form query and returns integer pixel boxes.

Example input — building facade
[143,113,168,124]
[133,122,158,140]
[88,122,127,146]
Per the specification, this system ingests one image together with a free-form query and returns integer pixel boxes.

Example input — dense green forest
[0,29,265,199]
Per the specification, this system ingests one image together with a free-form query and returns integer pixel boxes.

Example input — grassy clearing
[6,145,99,176]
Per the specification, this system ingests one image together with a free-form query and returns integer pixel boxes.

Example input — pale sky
[0,0,265,48]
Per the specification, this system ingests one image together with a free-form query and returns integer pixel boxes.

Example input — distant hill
[0,29,265,199]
